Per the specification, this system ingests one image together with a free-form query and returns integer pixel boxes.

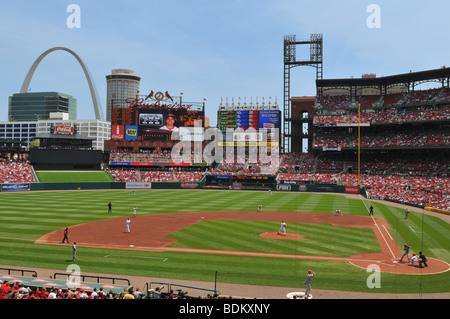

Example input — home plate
[287,292,313,299]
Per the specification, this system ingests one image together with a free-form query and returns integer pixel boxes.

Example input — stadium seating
[0,161,35,183]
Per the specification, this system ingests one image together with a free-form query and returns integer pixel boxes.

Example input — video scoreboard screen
[217,110,280,131]
[111,108,205,141]
[217,110,281,146]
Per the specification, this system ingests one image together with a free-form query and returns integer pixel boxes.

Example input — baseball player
[334,209,343,216]
[125,218,131,233]
[257,204,263,212]
[399,243,411,263]
[72,242,77,261]
[133,206,137,218]
[410,253,420,267]
[305,269,315,298]
[278,221,287,236]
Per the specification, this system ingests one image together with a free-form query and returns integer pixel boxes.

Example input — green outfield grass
[36,171,113,182]
[0,189,449,294]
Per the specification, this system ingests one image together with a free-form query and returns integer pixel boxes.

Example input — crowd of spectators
[0,160,35,183]
[400,88,441,105]
[316,95,352,108]
[315,106,450,126]
[276,171,449,211]
[313,132,450,149]
[108,168,140,182]
[0,280,150,299]
[141,171,176,182]
[176,171,204,182]
[316,88,450,109]
[1,148,447,211]
[279,153,314,174]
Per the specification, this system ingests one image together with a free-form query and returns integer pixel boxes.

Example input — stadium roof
[316,67,450,88]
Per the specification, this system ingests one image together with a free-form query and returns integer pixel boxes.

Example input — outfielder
[278,221,287,236]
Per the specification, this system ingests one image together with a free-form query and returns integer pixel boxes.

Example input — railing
[0,267,37,277]
[145,281,220,299]
[53,273,130,286]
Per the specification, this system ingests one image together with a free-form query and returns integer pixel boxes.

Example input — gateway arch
[20,47,104,121]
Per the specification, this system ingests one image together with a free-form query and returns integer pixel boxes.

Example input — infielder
[257,204,263,212]
[133,206,137,218]
[305,269,315,298]
[72,242,77,261]
[278,221,287,236]
[334,209,343,216]
[125,218,131,233]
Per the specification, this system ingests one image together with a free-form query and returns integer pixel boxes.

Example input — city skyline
[1,1,450,126]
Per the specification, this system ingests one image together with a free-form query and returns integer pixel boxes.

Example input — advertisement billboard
[111,125,125,140]
[125,125,138,140]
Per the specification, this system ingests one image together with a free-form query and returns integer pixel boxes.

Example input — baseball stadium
[1,36,450,302]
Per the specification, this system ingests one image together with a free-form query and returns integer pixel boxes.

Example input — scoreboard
[217,110,281,146]
[218,110,280,131]
[111,108,205,141]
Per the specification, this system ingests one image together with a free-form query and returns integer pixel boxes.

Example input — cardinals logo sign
[126,90,192,110]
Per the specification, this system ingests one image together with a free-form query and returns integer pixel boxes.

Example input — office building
[8,92,77,122]
[105,69,141,121]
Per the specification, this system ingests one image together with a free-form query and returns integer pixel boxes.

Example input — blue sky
[1,0,450,124]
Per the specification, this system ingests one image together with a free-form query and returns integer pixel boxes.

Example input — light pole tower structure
[283,34,323,152]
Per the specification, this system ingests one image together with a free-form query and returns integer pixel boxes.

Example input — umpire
[62,227,69,243]
[419,252,428,268]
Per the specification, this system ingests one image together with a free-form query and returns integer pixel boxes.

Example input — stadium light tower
[283,34,323,152]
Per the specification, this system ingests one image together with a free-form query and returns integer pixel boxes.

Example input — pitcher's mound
[259,232,303,239]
